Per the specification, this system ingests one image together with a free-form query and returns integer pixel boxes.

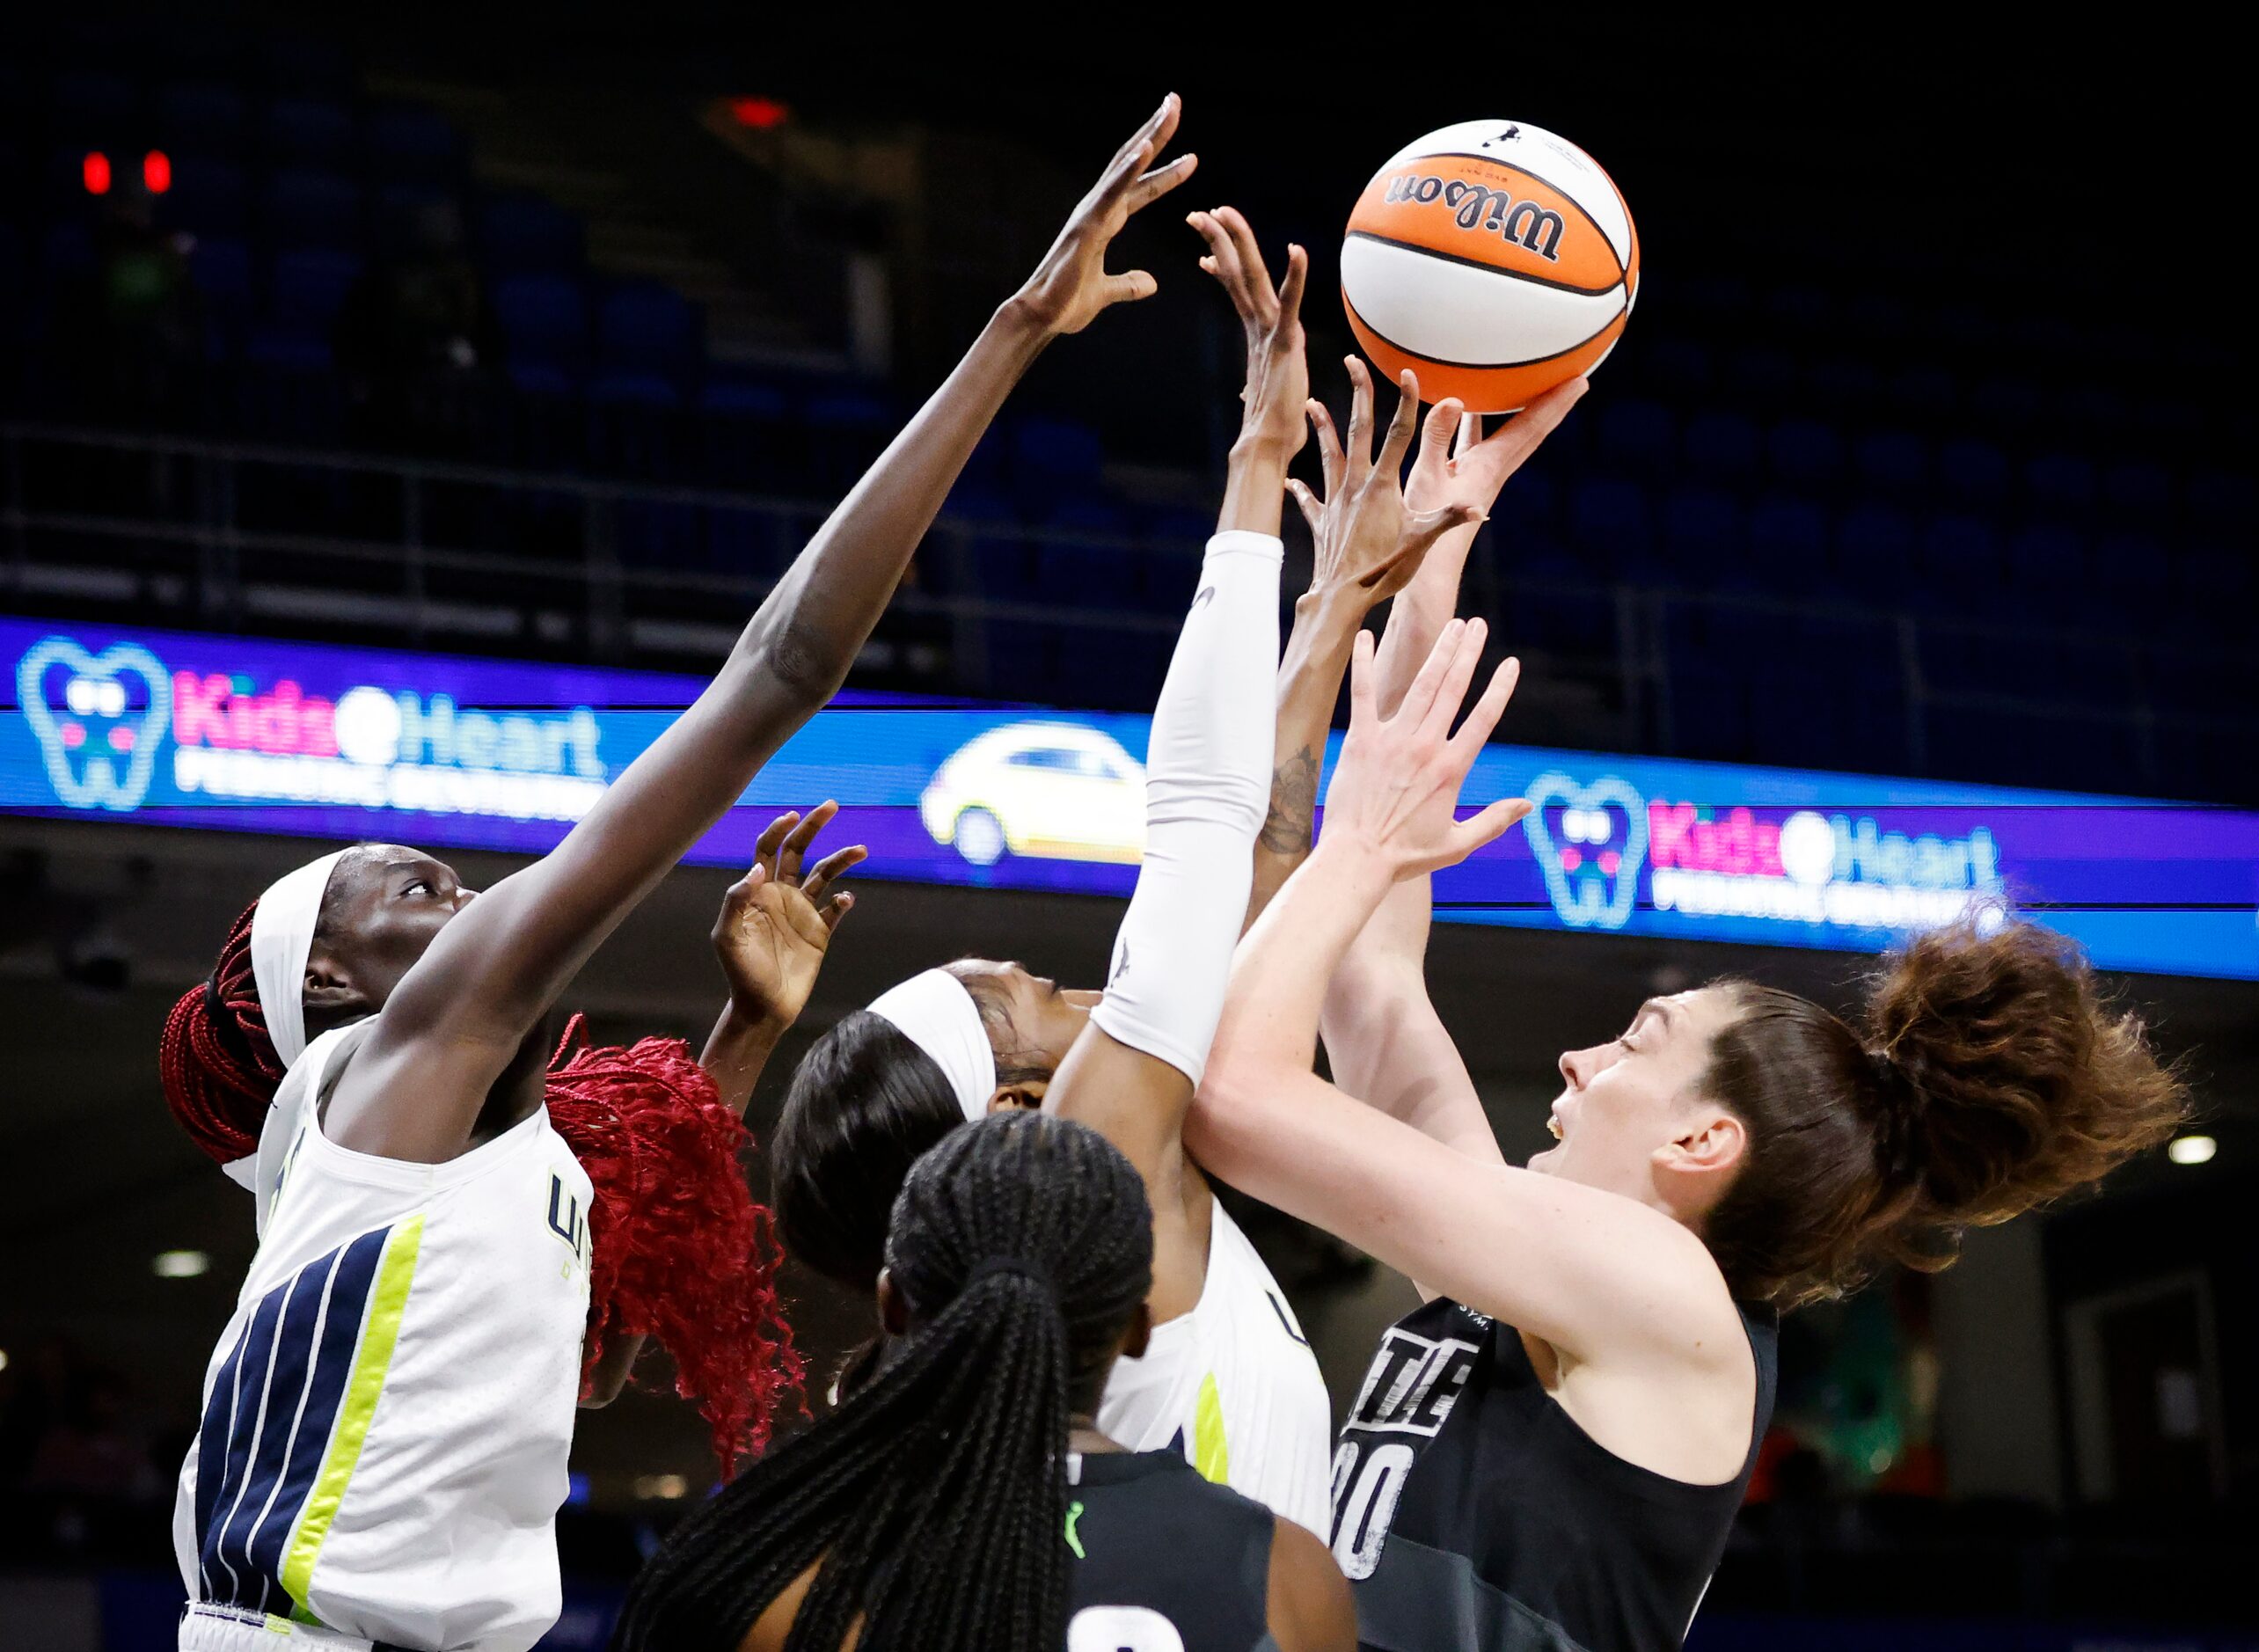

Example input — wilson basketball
[1342,120,1639,413]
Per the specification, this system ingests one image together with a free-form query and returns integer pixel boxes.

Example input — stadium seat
[161,156,252,237]
[597,282,699,384]
[1745,495,1831,593]
[1766,418,1844,490]
[1722,346,1797,402]
[260,246,362,340]
[2102,460,2174,525]
[1935,439,2010,508]
[493,274,592,379]
[1853,430,1927,501]
[1682,411,1760,481]
[1836,502,1915,579]
[1659,486,1744,573]
[1594,398,1675,478]
[1568,476,1655,574]
[265,168,364,251]
[155,83,249,160]
[2025,452,2098,517]
[363,106,464,187]
[478,193,583,275]
[2001,523,2086,618]
[1914,515,2003,611]
[264,99,355,170]
[186,234,255,346]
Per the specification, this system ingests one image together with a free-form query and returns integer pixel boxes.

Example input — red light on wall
[729,96,790,130]
[83,150,111,194]
[143,150,172,194]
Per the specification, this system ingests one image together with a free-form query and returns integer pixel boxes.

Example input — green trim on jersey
[1194,1373,1230,1486]
[280,1215,426,1623]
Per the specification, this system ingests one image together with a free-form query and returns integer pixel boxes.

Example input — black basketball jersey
[1328,1297,1778,1652]
[1066,1449,1276,1652]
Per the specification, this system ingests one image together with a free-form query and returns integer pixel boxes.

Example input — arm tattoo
[1258,745,1320,857]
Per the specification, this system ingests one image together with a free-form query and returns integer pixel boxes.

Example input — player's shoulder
[1265,1516,1356,1652]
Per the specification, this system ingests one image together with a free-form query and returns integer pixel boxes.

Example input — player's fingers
[1124,152,1196,213]
[1188,209,1251,307]
[1402,502,1484,562]
[1455,412,1483,458]
[1347,627,1378,727]
[779,800,838,881]
[752,811,799,879]
[1102,92,1177,187]
[1276,243,1308,326]
[1213,207,1276,314]
[1101,269,1159,308]
[1451,656,1521,757]
[1419,617,1489,745]
[1285,478,1323,537]
[1451,797,1533,860]
[1343,356,1375,481]
[1374,370,1424,479]
[1397,616,1466,732]
[800,844,867,906]
[820,890,857,932]
[1484,376,1587,471]
[1308,400,1345,496]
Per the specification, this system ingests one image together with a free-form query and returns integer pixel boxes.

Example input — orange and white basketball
[1342,121,1639,413]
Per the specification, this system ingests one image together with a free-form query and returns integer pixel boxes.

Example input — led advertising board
[7,615,2255,979]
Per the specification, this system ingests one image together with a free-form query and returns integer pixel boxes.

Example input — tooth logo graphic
[16,637,172,812]
[1522,771,1649,931]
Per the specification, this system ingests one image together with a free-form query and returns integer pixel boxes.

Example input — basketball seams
[1342,230,1625,300]
[1345,291,1628,373]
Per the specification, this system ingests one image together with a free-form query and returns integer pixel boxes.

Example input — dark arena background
[3,10,2255,1649]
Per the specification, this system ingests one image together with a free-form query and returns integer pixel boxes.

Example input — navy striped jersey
[1329,1297,1777,1652]
[173,1021,594,1652]
[1067,1449,1276,1651]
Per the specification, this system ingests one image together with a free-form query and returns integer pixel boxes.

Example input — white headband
[867,969,997,1125]
[250,850,348,1071]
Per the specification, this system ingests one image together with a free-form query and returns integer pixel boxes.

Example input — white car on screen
[920,720,1147,867]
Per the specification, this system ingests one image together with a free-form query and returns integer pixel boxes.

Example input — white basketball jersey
[1097,1196,1333,1535]
[174,1022,594,1652]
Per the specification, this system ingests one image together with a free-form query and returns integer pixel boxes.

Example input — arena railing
[0,420,2207,795]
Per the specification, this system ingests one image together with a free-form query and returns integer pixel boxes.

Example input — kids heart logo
[1522,771,1648,931]
[15,636,173,812]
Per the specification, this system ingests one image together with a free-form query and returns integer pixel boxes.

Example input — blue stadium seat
[1762,284,1834,341]
[161,156,252,236]
[597,282,699,383]
[1722,346,1797,402]
[47,71,138,143]
[493,274,591,379]
[1966,376,2042,439]
[1935,439,2009,508]
[38,221,94,284]
[1853,430,1927,500]
[478,194,583,275]
[1494,466,1557,538]
[1841,290,1913,350]
[2102,461,2173,524]
[2001,523,2087,619]
[2083,532,2173,632]
[1012,415,1106,484]
[1681,411,1760,481]
[1643,338,1712,398]
[2025,452,2098,516]
[261,247,362,339]
[1886,362,1959,419]
[1660,486,1744,572]
[2184,469,2256,535]
[363,106,464,187]
[1567,476,1654,570]
[264,99,355,170]
[1745,495,1831,592]
[1594,398,1674,478]
[803,387,897,493]
[1915,515,2003,610]
[1766,418,1844,489]
[698,376,794,489]
[1836,503,1915,578]
[265,168,363,250]
[187,235,254,346]
[155,83,249,159]
[1802,356,1881,420]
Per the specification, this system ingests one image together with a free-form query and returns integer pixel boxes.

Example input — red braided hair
[157,900,802,1473]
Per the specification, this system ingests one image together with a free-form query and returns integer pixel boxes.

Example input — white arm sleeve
[1089,529,1283,1084]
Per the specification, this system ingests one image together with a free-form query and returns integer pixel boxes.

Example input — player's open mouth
[1546,1110,1564,1141]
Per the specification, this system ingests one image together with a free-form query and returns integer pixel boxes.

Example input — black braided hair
[610,1110,1155,1652]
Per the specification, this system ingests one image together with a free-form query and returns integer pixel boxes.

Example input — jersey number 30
[1067,1605,1186,1651]
[1331,1439,1415,1580]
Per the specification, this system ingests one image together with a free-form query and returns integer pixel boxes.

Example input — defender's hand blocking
[1009,93,1197,337]
[1322,618,1531,880]
[713,802,865,1034]
[1292,361,1483,606]
[1191,206,1309,458]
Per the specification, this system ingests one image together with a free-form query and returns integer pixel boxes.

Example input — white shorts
[179,1604,384,1651]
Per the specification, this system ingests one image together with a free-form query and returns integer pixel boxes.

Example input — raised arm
[1320,381,1585,1159]
[1245,350,1473,929]
[330,99,1196,1162]
[698,804,864,1116]
[1189,619,1738,1370]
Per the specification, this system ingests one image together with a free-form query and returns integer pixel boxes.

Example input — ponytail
[1700,917,2188,1308]
[614,1111,1154,1652]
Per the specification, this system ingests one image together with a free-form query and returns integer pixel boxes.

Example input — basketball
[1342,120,1639,413]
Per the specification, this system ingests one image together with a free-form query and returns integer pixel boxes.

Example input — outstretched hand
[1402,375,1588,523]
[1009,93,1197,338]
[713,802,865,1034]
[1191,206,1308,457]
[1290,360,1483,607]
[1321,618,1530,879]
